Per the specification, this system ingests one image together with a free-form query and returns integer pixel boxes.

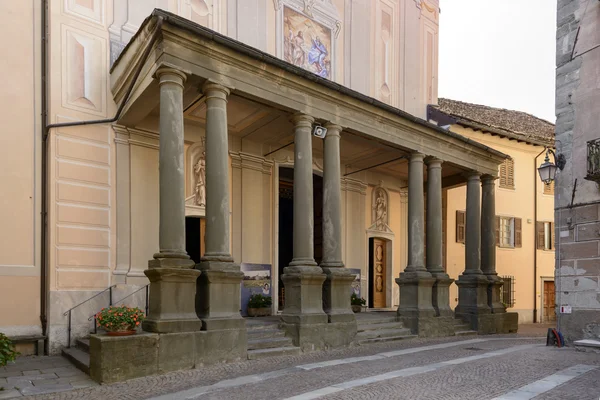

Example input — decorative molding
[341,177,367,195]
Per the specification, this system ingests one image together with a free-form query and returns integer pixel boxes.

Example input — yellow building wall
[446,126,555,324]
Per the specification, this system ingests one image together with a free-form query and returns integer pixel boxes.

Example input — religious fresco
[283,6,332,79]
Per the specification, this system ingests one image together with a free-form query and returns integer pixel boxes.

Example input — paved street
[2,331,598,400]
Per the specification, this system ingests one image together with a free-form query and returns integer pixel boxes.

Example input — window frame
[499,158,515,190]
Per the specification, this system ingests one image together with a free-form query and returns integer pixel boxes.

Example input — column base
[281,265,327,325]
[431,273,455,318]
[455,274,491,328]
[487,275,507,314]
[462,312,519,334]
[195,260,245,331]
[281,321,357,352]
[321,267,356,323]
[142,267,202,333]
[398,315,456,338]
[396,271,437,319]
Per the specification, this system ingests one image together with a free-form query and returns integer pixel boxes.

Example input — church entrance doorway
[369,238,387,308]
[185,216,205,264]
[277,167,323,311]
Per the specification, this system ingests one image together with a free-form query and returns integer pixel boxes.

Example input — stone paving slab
[0,356,97,399]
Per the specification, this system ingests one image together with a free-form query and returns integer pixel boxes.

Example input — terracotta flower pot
[351,305,363,313]
[247,307,271,317]
[106,330,137,337]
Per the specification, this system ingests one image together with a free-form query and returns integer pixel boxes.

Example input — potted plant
[95,305,145,336]
[351,293,366,313]
[0,333,19,368]
[247,294,272,317]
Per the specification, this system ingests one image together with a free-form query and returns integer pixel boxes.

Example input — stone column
[281,114,327,347]
[320,124,355,325]
[396,153,436,334]
[196,81,245,332]
[143,67,201,334]
[481,174,505,314]
[455,172,491,327]
[425,157,454,318]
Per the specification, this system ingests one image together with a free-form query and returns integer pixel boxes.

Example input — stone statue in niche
[194,153,206,207]
[373,189,388,231]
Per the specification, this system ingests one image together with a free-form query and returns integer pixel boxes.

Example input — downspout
[40,0,48,348]
[40,14,164,349]
[533,147,546,324]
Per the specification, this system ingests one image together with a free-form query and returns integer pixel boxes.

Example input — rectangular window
[499,158,515,189]
[501,275,515,308]
[495,216,522,248]
[537,221,554,250]
[543,181,554,195]
[456,210,465,243]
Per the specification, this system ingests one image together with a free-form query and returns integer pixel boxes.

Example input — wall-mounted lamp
[537,148,566,185]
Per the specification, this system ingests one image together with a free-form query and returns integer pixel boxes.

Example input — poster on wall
[347,268,361,297]
[240,263,272,317]
[283,6,332,79]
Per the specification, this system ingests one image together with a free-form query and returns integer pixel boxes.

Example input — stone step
[246,322,280,331]
[61,347,90,375]
[454,324,471,331]
[248,337,294,350]
[455,330,478,336]
[357,328,412,340]
[357,322,406,332]
[356,317,398,326]
[358,334,417,345]
[247,328,286,340]
[76,338,90,353]
[247,346,301,360]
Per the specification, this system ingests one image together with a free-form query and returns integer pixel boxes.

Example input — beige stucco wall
[0,1,42,337]
[445,126,555,324]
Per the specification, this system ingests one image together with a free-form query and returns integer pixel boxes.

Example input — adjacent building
[555,0,600,342]
[429,99,556,324]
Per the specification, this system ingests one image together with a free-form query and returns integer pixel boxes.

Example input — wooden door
[372,239,386,308]
[543,281,556,322]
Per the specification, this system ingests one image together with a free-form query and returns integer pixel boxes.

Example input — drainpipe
[39,13,164,349]
[533,147,546,324]
[40,0,48,348]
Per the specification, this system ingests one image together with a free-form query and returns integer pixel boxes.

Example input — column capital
[202,81,231,101]
[324,123,342,137]
[155,67,187,88]
[424,156,443,167]
[290,113,315,128]
[463,170,482,180]
[409,152,426,162]
[481,174,497,184]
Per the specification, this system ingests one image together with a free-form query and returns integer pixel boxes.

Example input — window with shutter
[536,222,545,250]
[498,217,514,248]
[543,181,554,195]
[514,218,522,248]
[499,159,515,189]
[495,216,500,246]
[456,210,465,243]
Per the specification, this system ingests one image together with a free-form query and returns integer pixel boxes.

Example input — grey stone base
[455,274,491,321]
[196,260,244,325]
[281,320,357,352]
[396,271,437,320]
[90,328,247,383]
[281,265,328,325]
[321,267,356,323]
[461,312,518,334]
[399,316,456,337]
[556,309,600,344]
[431,275,454,317]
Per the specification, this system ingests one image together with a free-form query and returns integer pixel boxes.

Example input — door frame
[540,276,555,323]
[366,231,394,309]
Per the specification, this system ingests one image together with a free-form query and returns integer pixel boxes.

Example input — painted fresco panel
[283,6,332,79]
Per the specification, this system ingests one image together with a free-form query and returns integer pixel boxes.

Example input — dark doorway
[185,217,202,264]
[278,167,323,311]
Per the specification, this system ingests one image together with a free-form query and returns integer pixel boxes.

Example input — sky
[438,0,557,123]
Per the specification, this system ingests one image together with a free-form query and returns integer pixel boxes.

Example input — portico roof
[111,9,507,177]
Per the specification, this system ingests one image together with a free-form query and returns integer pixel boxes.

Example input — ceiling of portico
[143,92,467,185]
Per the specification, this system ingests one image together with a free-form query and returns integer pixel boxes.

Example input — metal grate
[500,275,516,308]
[586,139,600,182]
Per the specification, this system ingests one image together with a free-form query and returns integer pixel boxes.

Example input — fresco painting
[283,6,332,79]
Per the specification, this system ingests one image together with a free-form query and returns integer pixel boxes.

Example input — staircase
[452,318,477,336]
[356,314,415,344]
[246,320,301,360]
[62,338,90,374]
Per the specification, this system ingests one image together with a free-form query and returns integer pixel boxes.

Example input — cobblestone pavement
[0,356,97,398]
[4,331,598,400]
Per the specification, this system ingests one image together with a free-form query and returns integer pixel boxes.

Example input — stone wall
[555,0,600,342]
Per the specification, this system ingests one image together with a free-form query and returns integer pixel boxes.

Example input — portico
[90,10,515,383]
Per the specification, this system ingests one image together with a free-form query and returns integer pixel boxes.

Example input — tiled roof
[432,98,555,146]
